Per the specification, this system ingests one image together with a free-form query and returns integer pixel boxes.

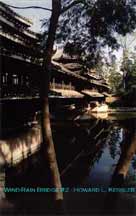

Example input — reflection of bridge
[0,119,112,212]
[1,118,135,187]
[0,119,110,169]
[0,119,135,216]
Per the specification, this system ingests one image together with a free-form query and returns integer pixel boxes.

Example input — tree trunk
[40,0,63,201]
[111,129,136,186]
[113,132,136,179]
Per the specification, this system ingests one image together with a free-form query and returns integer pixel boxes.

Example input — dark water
[0,114,136,215]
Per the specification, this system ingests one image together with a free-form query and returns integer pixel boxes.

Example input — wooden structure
[0,1,42,98]
[51,54,110,102]
[0,1,110,100]
[0,2,110,129]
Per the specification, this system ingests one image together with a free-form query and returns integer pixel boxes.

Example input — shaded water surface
[0,115,136,215]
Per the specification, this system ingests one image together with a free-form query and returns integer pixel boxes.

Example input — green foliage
[108,69,122,93]
[52,0,136,67]
[121,56,136,106]
[126,60,136,91]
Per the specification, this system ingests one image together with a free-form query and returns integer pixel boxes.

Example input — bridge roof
[0,2,32,26]
[52,61,110,89]
[51,89,84,98]
[81,90,104,98]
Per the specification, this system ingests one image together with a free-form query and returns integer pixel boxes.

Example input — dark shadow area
[0,117,136,215]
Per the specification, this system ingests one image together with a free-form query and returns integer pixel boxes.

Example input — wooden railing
[1,48,42,65]
[50,82,75,90]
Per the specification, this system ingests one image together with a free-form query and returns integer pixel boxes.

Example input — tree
[118,31,136,89]
[123,57,136,90]
[107,55,123,93]
[121,55,136,106]
[108,69,122,93]
[51,0,136,69]
[40,0,63,201]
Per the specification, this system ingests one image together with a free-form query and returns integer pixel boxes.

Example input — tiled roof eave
[52,61,110,89]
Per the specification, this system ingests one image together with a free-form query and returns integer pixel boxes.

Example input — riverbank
[108,107,136,113]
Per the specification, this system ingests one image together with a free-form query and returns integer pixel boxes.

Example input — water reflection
[0,116,136,214]
[102,119,136,215]
[0,125,41,167]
